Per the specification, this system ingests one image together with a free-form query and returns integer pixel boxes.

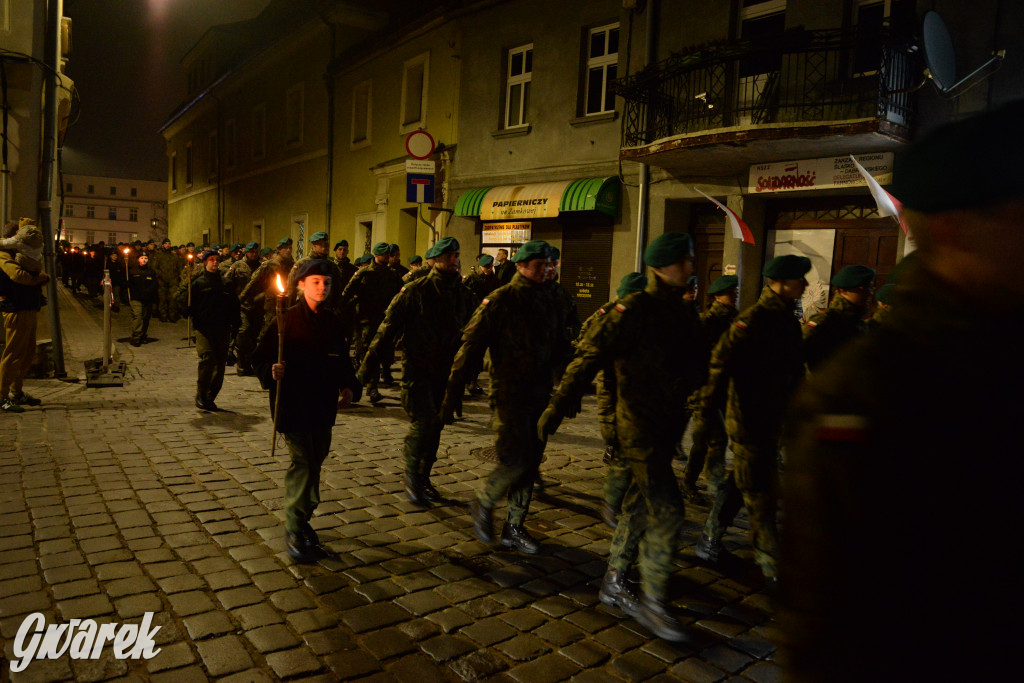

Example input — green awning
[455,177,620,219]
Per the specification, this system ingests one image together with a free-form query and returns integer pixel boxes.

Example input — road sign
[405,130,435,159]
[407,173,435,204]
[405,159,435,173]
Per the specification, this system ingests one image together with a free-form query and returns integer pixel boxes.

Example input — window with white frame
[108,232,116,244]
[400,52,429,132]
[252,104,266,160]
[86,231,95,244]
[505,44,533,128]
[64,204,73,217]
[351,80,372,147]
[108,207,117,220]
[737,0,786,123]
[853,0,890,75]
[585,24,619,115]
[129,208,138,222]
[209,131,218,178]
[286,83,304,147]
[185,141,194,187]
[87,206,95,218]
[225,119,237,168]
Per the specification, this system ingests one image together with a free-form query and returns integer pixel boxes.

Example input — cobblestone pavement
[0,285,780,682]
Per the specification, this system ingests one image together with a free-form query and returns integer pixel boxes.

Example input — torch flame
[123,248,129,255]
[276,274,285,294]
[187,253,193,260]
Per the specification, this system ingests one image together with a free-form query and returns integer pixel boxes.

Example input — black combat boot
[637,595,689,642]
[695,534,729,564]
[471,501,493,544]
[405,471,429,507]
[598,568,641,617]
[499,523,541,554]
[286,531,317,564]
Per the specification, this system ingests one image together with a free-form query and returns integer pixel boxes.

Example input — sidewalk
[0,285,780,682]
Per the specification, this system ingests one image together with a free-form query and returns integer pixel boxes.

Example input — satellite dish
[920,10,1005,97]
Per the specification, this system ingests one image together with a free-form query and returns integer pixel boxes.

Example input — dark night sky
[63,0,270,182]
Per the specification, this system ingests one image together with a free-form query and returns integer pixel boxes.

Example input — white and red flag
[694,188,755,245]
[850,155,908,234]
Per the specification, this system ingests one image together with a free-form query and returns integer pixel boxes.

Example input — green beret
[510,240,551,263]
[309,231,328,243]
[644,232,693,268]
[230,242,243,252]
[425,236,459,259]
[212,243,222,250]
[831,264,876,289]
[892,99,1024,213]
[245,241,258,251]
[409,255,423,265]
[334,240,348,249]
[875,283,895,305]
[549,246,561,261]
[686,275,698,288]
[389,243,401,254]
[162,238,171,244]
[356,254,373,265]
[477,254,494,267]
[186,242,195,248]
[277,237,293,248]
[707,275,739,295]
[616,272,648,298]
[763,254,812,279]
[372,242,390,256]
[259,247,273,257]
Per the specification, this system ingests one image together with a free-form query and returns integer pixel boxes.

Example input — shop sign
[482,222,532,244]
[748,153,893,194]
[480,181,572,219]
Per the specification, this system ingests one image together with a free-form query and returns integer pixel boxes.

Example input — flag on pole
[850,155,908,234]
[694,188,755,244]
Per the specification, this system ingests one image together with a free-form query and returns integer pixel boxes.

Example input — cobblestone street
[0,285,779,682]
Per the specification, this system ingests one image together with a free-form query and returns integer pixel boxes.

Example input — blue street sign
[406,173,435,204]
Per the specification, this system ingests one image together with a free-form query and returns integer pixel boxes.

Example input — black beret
[763,254,811,279]
[334,240,348,249]
[831,265,876,289]
[708,275,739,295]
[294,259,333,281]
[892,99,1024,213]
[549,246,561,261]
[199,249,219,262]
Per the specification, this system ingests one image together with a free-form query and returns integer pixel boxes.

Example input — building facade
[59,174,166,247]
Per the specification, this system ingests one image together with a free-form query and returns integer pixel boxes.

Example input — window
[585,24,619,115]
[87,184,94,194]
[130,232,139,243]
[351,80,372,147]
[170,153,177,192]
[129,208,138,222]
[110,186,116,196]
[108,207,117,220]
[225,119,237,168]
[64,204,73,217]
[185,141,194,187]
[86,231,95,244]
[285,83,304,147]
[86,206,95,218]
[130,187,137,197]
[209,131,219,178]
[108,232,116,244]
[505,44,533,128]
[66,182,73,192]
[739,0,786,78]
[399,52,429,133]
[252,104,266,161]
[853,0,889,75]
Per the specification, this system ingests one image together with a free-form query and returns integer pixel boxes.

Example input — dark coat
[182,269,240,334]
[127,262,158,304]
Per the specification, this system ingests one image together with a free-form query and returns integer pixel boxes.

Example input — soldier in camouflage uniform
[693,254,810,585]
[444,240,570,555]
[866,282,894,333]
[403,256,432,283]
[357,238,478,506]
[227,242,261,373]
[331,240,358,293]
[339,242,404,403]
[681,274,739,500]
[239,237,294,340]
[539,233,702,642]
[151,238,182,322]
[802,264,875,372]
[462,254,499,395]
[286,232,345,315]
[218,243,243,276]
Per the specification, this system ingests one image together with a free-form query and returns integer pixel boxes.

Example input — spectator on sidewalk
[180,249,239,411]
[252,259,361,563]
[0,219,50,413]
[127,251,158,347]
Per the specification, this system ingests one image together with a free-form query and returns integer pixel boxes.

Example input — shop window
[400,52,429,133]
[584,24,618,115]
[252,104,266,161]
[505,43,533,128]
[352,80,372,148]
[286,82,304,148]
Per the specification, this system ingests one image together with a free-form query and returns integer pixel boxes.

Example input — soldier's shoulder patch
[815,414,870,443]
[734,320,748,329]
[400,287,406,294]
[482,298,490,306]
[806,320,818,327]
[597,307,607,316]
[614,303,627,313]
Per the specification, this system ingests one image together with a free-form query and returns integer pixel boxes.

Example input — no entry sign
[405,130,435,159]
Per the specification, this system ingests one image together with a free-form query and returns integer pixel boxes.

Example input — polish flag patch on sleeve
[815,414,870,443]
[400,287,406,293]
[482,298,490,306]
[734,320,748,329]
[614,303,627,313]
[806,320,818,327]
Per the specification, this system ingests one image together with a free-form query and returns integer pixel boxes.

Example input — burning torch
[271,273,286,458]
[122,248,132,304]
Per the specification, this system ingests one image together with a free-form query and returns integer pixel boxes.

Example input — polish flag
[694,188,755,245]
[850,155,908,234]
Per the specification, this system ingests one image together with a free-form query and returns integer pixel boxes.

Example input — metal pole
[38,0,66,377]
[101,269,112,369]
[633,0,657,272]
[271,291,285,458]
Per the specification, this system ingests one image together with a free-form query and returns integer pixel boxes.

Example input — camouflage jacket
[359,268,478,385]
[802,294,868,372]
[548,277,703,448]
[150,248,182,284]
[403,266,430,283]
[447,273,571,408]
[463,270,499,301]
[578,299,618,434]
[218,255,240,276]
[866,305,889,334]
[240,255,294,313]
[693,299,739,393]
[694,285,804,451]
[339,259,403,325]
[226,257,260,297]
[286,254,345,314]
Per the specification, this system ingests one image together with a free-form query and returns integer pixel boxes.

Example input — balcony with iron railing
[614,27,917,172]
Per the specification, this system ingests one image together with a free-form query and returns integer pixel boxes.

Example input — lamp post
[271,273,286,458]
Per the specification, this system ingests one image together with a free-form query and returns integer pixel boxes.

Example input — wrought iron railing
[614,27,916,148]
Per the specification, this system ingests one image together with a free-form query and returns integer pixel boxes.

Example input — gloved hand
[440,390,459,425]
[537,405,563,442]
[566,395,582,419]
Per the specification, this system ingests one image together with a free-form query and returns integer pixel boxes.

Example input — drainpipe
[317,16,336,237]
[38,0,66,377]
[633,0,656,271]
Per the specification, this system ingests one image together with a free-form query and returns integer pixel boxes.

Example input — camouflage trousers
[479,402,546,526]
[682,411,728,496]
[703,442,780,579]
[603,448,632,513]
[401,379,445,480]
[353,318,385,390]
[156,280,178,321]
[232,308,262,372]
[607,444,686,601]
[282,427,333,534]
